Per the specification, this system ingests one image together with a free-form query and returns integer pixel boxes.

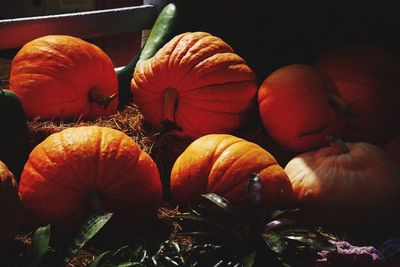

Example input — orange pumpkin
[0,161,23,250]
[284,136,400,225]
[10,35,118,120]
[315,44,400,144]
[385,136,400,168]
[131,32,258,139]
[258,64,347,153]
[170,134,294,208]
[18,126,162,234]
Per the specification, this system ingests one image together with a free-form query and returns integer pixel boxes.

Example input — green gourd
[117,2,179,108]
[0,89,28,180]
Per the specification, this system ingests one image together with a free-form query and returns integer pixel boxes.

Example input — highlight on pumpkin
[18,126,162,235]
[131,32,258,139]
[284,135,400,226]
[9,35,118,120]
[170,134,294,209]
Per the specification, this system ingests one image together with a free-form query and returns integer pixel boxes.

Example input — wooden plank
[0,5,157,50]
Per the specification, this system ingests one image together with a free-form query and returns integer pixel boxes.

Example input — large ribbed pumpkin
[0,161,23,250]
[18,126,162,234]
[10,35,118,120]
[170,134,294,208]
[131,32,258,139]
[285,136,400,226]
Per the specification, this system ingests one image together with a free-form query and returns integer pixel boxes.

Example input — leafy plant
[170,174,336,266]
[89,174,336,267]
[63,211,113,264]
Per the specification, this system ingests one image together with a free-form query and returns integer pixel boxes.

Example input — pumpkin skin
[284,137,400,225]
[131,32,258,139]
[0,89,28,179]
[385,136,400,167]
[170,134,294,208]
[10,35,118,120]
[18,126,162,234]
[258,64,347,153]
[0,161,23,250]
[315,44,400,144]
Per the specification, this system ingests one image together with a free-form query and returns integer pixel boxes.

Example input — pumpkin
[0,161,23,250]
[314,44,400,144]
[385,136,400,167]
[131,32,258,139]
[0,89,28,179]
[9,35,118,120]
[258,64,347,153]
[170,134,294,208]
[18,126,162,235]
[284,135,400,225]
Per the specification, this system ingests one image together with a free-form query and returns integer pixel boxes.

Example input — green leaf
[88,250,113,267]
[111,245,133,258]
[262,230,286,254]
[271,209,299,219]
[265,218,296,230]
[241,251,256,267]
[175,231,215,238]
[171,212,209,222]
[64,211,113,264]
[200,193,234,214]
[32,224,51,261]
[283,232,335,251]
[107,262,143,267]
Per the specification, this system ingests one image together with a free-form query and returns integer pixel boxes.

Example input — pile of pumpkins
[1,31,400,249]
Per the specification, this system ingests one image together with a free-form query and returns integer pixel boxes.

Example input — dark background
[1,0,400,81]
[172,0,400,82]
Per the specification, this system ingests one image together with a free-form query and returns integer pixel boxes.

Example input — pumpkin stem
[327,134,350,155]
[88,191,104,212]
[161,88,182,133]
[88,87,117,110]
[327,93,358,118]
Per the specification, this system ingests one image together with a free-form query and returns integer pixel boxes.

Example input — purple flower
[316,240,384,266]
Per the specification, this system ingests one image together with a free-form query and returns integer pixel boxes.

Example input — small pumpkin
[9,35,118,120]
[131,32,258,139]
[385,136,400,167]
[0,89,28,179]
[315,44,400,144]
[0,161,23,250]
[170,134,294,208]
[284,136,400,225]
[18,126,162,235]
[258,64,347,153]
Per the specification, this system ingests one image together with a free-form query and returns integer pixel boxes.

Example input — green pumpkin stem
[88,87,117,110]
[327,134,350,155]
[88,191,104,212]
[161,88,182,133]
